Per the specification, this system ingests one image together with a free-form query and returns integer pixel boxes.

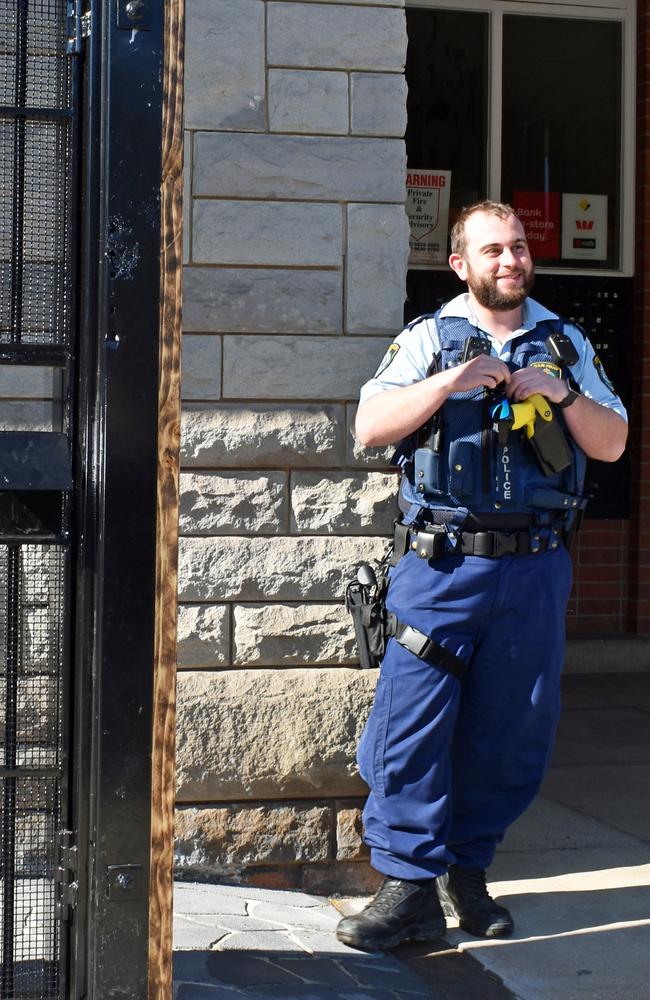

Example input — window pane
[501,16,622,269]
[406,9,489,214]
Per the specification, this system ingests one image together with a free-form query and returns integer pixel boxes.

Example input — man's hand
[506,367,627,462]
[507,368,568,404]
[448,355,511,393]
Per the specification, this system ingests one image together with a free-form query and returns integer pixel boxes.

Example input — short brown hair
[450,201,518,257]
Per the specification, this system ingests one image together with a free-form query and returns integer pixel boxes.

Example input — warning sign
[406,169,452,265]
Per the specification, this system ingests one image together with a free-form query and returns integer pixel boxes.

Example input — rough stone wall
[177,0,409,892]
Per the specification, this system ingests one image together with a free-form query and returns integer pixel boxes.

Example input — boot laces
[452,867,492,902]
[369,879,419,913]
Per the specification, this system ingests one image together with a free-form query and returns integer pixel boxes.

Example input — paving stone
[288,929,378,956]
[250,901,340,931]
[270,956,357,986]
[540,763,650,842]
[175,950,300,987]
[215,931,306,953]
[180,883,325,907]
[173,917,227,951]
[231,990,408,1000]
[175,987,240,999]
[190,914,291,934]
[174,883,248,915]
[332,956,430,994]
[550,707,650,766]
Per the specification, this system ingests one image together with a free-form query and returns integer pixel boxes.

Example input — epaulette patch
[593,354,615,393]
[374,343,400,377]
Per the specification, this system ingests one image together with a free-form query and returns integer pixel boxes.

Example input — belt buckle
[493,532,518,557]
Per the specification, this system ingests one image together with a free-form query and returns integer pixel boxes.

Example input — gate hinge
[66,2,91,54]
[55,829,79,921]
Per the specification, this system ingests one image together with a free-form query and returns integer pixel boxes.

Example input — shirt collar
[439,293,558,340]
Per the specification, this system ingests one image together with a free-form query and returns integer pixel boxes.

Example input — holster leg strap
[395,623,468,680]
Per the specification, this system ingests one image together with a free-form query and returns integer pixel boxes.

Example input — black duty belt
[393,521,563,563]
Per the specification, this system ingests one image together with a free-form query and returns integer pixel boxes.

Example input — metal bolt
[116,873,135,890]
[550,541,558,549]
[411,542,418,550]
[418,470,424,477]
[494,502,502,509]
[454,463,463,472]
[126,0,145,20]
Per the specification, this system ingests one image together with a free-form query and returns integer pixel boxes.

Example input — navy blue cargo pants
[358,544,573,880]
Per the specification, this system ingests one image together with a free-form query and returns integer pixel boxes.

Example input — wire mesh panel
[0,0,73,348]
[0,545,66,1000]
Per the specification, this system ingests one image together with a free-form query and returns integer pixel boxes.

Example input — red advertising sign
[513,191,560,260]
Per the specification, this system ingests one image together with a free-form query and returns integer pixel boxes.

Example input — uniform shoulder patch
[593,354,615,393]
[374,343,400,377]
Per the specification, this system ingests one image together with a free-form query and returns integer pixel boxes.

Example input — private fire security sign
[406,170,452,265]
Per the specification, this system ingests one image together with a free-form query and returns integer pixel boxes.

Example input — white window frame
[407,0,636,276]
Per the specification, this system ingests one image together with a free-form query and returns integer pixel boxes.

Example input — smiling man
[336,201,628,952]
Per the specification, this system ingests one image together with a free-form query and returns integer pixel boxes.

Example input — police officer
[336,201,628,951]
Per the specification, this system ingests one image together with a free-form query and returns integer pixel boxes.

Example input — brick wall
[176,0,408,893]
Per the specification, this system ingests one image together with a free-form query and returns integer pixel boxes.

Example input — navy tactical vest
[395,311,587,524]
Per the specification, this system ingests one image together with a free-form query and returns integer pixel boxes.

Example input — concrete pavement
[174,672,650,1000]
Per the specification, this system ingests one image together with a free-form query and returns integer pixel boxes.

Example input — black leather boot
[436,865,514,938]
[336,878,446,951]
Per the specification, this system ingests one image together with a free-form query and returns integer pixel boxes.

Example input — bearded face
[464,258,535,311]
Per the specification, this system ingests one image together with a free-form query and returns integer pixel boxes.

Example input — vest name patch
[530,361,562,379]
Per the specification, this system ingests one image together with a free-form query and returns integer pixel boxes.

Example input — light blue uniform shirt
[359,293,627,421]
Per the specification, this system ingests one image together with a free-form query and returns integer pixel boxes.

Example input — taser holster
[502,393,573,476]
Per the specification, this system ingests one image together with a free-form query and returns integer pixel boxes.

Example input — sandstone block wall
[179,0,409,892]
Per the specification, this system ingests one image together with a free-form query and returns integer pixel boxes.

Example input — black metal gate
[1,1,76,997]
[1,1,169,997]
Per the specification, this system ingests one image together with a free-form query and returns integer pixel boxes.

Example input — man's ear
[449,253,467,280]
